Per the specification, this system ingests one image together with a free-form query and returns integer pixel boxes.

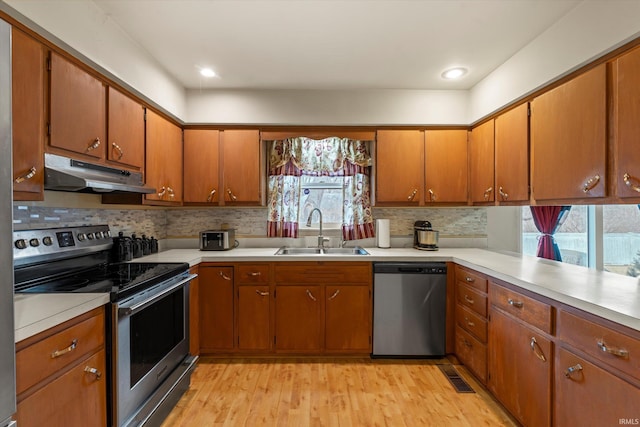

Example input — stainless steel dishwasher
[372,262,447,357]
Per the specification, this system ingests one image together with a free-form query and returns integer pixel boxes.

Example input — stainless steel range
[13,224,197,427]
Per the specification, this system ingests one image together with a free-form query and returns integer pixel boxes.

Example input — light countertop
[15,247,640,342]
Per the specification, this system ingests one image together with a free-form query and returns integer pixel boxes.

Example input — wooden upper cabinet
[49,51,106,160]
[12,28,45,201]
[614,45,640,199]
[531,64,607,201]
[495,103,529,203]
[469,120,495,203]
[221,129,262,205]
[145,110,182,204]
[424,130,468,203]
[183,129,220,204]
[107,87,144,170]
[376,130,424,205]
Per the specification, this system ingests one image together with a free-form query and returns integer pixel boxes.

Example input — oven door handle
[118,274,196,316]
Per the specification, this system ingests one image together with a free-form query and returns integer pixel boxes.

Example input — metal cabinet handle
[14,166,37,184]
[583,174,601,193]
[219,271,232,281]
[328,289,341,300]
[51,339,78,358]
[157,186,166,197]
[483,186,493,200]
[623,173,640,193]
[86,137,101,152]
[248,272,261,277]
[597,340,629,358]
[498,186,509,201]
[464,317,475,327]
[84,366,102,380]
[207,189,217,202]
[465,277,475,283]
[508,298,524,308]
[305,289,317,301]
[564,363,583,379]
[111,142,124,160]
[464,295,474,304]
[255,290,269,297]
[530,337,546,362]
[167,186,175,199]
[407,188,418,201]
[427,189,436,202]
[226,188,238,201]
[462,338,473,348]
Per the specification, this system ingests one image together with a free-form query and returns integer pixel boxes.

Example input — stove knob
[42,236,53,246]
[87,233,94,240]
[103,230,111,238]
[29,238,40,247]
[95,231,103,239]
[14,239,28,250]
[77,233,86,241]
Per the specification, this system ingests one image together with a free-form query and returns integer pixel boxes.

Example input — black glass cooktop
[15,262,189,301]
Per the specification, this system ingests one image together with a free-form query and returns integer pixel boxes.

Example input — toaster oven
[200,230,236,251]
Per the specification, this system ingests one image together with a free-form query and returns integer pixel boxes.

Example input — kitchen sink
[274,246,369,256]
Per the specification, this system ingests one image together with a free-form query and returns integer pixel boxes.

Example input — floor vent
[438,365,475,393]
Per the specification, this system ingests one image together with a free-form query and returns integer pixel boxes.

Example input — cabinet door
[188,266,200,357]
[531,64,607,201]
[49,51,106,159]
[376,130,424,205]
[275,285,322,352]
[237,285,271,351]
[495,103,529,203]
[488,308,552,427]
[615,46,640,198]
[221,129,261,204]
[555,347,640,427]
[425,129,468,203]
[199,267,234,351]
[469,120,495,203]
[184,129,219,203]
[145,110,183,203]
[15,349,107,427]
[107,87,144,169]
[12,28,44,200]
[325,285,371,352]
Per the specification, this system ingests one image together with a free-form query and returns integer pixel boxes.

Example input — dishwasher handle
[374,263,447,275]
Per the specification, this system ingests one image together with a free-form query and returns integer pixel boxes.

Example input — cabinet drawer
[558,310,640,381]
[455,265,488,292]
[274,262,371,284]
[16,309,105,395]
[456,304,487,343]
[237,264,270,283]
[489,282,553,334]
[456,283,487,317]
[455,325,487,383]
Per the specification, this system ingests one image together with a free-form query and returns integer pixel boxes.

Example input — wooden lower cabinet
[237,285,271,351]
[275,285,323,352]
[199,266,234,352]
[325,285,371,352]
[455,325,487,383]
[488,307,552,427]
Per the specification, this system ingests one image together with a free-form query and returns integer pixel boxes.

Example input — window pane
[522,206,588,266]
[603,205,640,277]
[299,176,343,225]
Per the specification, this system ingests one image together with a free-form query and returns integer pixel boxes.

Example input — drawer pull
[530,337,547,362]
[51,339,78,359]
[463,338,472,348]
[464,295,474,304]
[255,290,269,297]
[85,137,101,152]
[207,189,217,202]
[597,340,629,358]
[508,298,524,308]
[84,366,102,380]
[583,174,601,193]
[465,277,475,283]
[564,363,583,379]
[111,141,124,160]
[305,289,317,301]
[464,317,475,327]
[328,289,341,300]
[219,271,232,281]
[14,166,37,184]
[248,271,262,277]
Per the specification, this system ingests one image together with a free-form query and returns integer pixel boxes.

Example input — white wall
[2,0,187,120]
[486,206,522,253]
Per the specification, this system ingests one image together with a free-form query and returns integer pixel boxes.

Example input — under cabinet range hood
[44,153,156,194]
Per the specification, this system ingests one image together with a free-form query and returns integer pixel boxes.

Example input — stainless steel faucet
[306,208,330,249]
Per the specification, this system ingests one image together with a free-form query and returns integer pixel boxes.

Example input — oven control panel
[13,225,112,265]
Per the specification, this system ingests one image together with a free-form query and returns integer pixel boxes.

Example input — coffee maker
[413,220,439,251]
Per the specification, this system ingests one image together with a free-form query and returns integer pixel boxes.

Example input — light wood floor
[161,357,518,427]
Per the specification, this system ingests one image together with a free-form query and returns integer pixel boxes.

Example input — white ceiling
[91,0,580,91]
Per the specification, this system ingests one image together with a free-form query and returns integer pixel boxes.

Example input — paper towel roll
[376,219,390,248]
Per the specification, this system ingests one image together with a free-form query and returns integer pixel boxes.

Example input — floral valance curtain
[267,137,374,240]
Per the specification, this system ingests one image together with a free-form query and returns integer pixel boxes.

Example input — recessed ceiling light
[200,68,216,78]
[441,67,467,80]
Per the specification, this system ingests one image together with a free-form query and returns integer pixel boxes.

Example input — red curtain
[530,206,571,261]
